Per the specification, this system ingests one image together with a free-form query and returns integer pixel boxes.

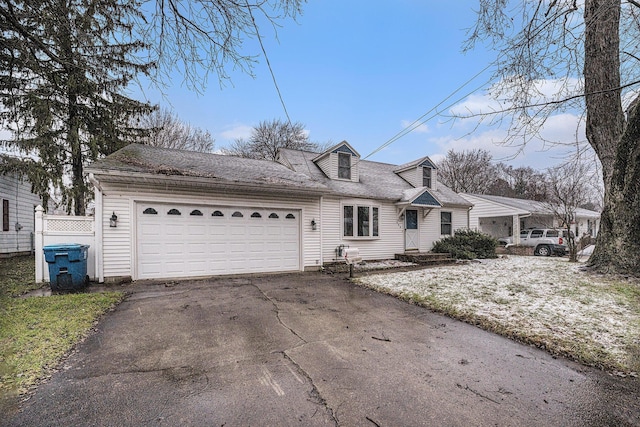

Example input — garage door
[136,203,300,279]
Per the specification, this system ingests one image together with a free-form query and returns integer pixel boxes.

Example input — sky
[132,0,592,170]
[136,1,587,169]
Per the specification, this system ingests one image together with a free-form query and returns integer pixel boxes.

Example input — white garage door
[136,203,300,279]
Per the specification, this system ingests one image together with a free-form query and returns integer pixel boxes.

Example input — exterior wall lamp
[311,219,317,231]
[110,212,118,228]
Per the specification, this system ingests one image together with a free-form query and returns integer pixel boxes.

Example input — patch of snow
[355,256,640,372]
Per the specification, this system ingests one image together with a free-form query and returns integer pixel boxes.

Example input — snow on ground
[355,256,640,373]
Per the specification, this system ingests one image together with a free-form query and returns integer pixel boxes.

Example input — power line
[246,3,292,125]
[362,62,496,161]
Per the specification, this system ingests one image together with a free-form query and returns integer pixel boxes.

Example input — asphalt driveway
[3,272,639,426]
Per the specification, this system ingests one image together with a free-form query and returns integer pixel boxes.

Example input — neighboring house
[85,141,471,282]
[460,193,600,244]
[0,172,43,256]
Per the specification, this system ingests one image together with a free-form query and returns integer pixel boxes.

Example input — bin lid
[43,244,89,251]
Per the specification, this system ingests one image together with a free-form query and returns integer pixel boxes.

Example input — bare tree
[546,161,593,262]
[437,149,498,193]
[490,164,549,201]
[224,119,323,161]
[466,1,640,276]
[137,108,214,153]
[141,1,304,90]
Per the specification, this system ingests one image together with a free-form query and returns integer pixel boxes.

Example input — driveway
[3,272,639,426]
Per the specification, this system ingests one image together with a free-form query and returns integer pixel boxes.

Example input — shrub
[432,229,498,260]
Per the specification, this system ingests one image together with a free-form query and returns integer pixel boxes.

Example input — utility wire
[246,3,292,125]
[362,62,496,161]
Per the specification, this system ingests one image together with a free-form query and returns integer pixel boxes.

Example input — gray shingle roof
[279,148,471,206]
[86,144,329,193]
[465,194,600,218]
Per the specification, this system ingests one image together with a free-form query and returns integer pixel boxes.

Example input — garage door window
[212,210,224,217]
[232,211,243,217]
[143,207,157,215]
[286,214,295,219]
[168,209,181,215]
[190,210,203,216]
[269,213,279,219]
[251,212,262,218]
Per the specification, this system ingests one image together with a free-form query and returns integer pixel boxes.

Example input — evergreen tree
[0,0,154,214]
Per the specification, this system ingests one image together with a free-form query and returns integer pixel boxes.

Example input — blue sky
[138,1,586,169]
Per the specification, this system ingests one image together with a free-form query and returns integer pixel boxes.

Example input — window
[167,208,181,215]
[212,210,224,217]
[422,167,432,188]
[338,152,351,179]
[546,230,559,238]
[251,212,262,218]
[2,199,8,232]
[143,207,158,215]
[343,204,379,238]
[190,210,203,216]
[269,213,279,219]
[232,211,243,217]
[440,211,452,235]
[286,213,296,219]
[530,229,543,238]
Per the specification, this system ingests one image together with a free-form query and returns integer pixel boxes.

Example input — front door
[405,209,419,251]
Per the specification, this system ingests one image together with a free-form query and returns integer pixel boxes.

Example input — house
[0,172,43,256]
[84,142,471,282]
[460,193,600,244]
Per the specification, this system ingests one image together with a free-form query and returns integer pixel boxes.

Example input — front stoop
[395,252,457,266]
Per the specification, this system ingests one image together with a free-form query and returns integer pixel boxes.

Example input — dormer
[394,156,438,190]
[312,141,360,182]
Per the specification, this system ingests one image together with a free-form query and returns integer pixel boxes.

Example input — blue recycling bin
[43,244,90,291]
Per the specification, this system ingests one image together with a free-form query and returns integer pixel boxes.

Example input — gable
[412,190,441,207]
[332,145,358,156]
[419,158,436,169]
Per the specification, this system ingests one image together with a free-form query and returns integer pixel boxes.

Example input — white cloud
[219,124,252,141]
[400,120,429,133]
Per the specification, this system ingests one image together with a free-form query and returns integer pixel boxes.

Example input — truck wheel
[535,245,551,256]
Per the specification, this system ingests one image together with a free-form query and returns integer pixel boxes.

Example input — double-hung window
[343,204,379,238]
[338,152,351,179]
[422,167,432,188]
[440,211,452,235]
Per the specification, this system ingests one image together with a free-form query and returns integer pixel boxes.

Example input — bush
[432,229,498,260]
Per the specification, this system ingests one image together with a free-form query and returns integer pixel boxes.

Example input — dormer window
[338,152,351,179]
[423,167,432,188]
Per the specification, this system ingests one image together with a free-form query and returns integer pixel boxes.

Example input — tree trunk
[588,99,640,274]
[582,0,640,275]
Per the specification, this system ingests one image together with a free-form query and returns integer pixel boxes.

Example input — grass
[356,256,640,374]
[0,256,124,405]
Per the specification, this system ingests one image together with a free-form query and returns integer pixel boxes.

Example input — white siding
[321,197,404,262]
[326,152,360,183]
[421,207,470,250]
[0,173,42,255]
[100,183,321,279]
[398,169,419,187]
[461,194,527,231]
[315,155,332,179]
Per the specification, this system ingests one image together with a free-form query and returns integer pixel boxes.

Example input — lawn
[0,256,123,407]
[355,256,640,374]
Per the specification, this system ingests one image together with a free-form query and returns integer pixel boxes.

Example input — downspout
[467,205,472,229]
[88,173,104,283]
[319,195,323,268]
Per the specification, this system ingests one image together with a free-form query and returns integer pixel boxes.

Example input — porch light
[311,218,317,231]
[110,212,118,228]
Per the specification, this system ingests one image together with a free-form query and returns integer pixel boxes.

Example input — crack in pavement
[249,281,339,426]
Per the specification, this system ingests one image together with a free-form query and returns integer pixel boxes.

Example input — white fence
[34,205,97,283]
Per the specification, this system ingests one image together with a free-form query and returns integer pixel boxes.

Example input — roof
[463,193,601,218]
[86,144,330,195]
[87,143,472,207]
[279,148,471,206]
[393,155,438,173]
